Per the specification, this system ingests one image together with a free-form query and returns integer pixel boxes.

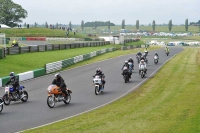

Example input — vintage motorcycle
[3,85,28,105]
[139,64,146,78]
[154,55,159,64]
[93,75,104,95]
[122,66,131,83]
[47,85,72,108]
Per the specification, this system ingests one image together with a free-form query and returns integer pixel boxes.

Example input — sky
[13,0,199,25]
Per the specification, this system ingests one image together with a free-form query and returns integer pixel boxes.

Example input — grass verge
[23,47,200,133]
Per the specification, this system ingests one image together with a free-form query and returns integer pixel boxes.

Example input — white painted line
[17,50,183,133]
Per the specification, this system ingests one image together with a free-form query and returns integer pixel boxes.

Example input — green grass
[124,40,144,46]
[23,47,200,133]
[0,28,87,38]
[0,45,115,77]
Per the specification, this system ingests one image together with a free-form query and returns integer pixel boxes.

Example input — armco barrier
[18,71,34,81]
[33,68,46,78]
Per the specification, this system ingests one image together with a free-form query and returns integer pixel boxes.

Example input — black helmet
[9,72,15,79]
[96,68,101,73]
[55,73,61,79]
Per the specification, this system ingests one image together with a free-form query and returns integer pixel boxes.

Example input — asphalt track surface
[0,47,183,133]
[19,41,47,46]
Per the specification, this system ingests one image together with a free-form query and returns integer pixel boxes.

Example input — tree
[34,22,37,27]
[122,19,125,29]
[168,20,173,31]
[108,21,110,30]
[81,20,84,31]
[152,20,156,31]
[185,19,188,31]
[45,22,48,28]
[69,21,72,28]
[0,0,28,27]
[94,21,97,29]
[136,20,139,30]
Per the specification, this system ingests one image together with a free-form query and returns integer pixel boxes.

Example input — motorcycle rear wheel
[47,96,55,108]
[64,94,71,104]
[0,99,3,112]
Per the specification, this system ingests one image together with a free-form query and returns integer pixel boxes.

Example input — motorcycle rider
[136,51,142,57]
[52,73,68,97]
[139,60,147,75]
[94,68,105,87]
[4,72,21,98]
[165,46,169,52]
[155,52,159,59]
[11,39,19,47]
[128,57,134,70]
[144,47,148,56]
[136,51,142,63]
[121,61,131,78]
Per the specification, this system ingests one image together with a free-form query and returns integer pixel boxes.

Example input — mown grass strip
[23,48,200,133]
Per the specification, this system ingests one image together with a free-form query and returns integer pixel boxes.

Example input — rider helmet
[141,60,144,63]
[9,72,15,79]
[55,73,61,79]
[125,61,128,64]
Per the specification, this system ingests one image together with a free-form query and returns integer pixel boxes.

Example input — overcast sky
[13,0,199,25]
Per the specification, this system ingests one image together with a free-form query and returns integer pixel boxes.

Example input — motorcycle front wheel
[3,94,10,105]
[21,91,28,102]
[47,96,55,108]
[95,86,100,95]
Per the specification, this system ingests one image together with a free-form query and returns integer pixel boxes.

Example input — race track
[0,47,183,133]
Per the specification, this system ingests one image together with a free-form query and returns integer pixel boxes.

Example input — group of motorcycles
[0,83,72,111]
[121,49,169,83]
[0,49,170,112]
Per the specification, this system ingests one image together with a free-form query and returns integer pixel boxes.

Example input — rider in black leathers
[155,52,159,59]
[52,73,68,97]
[4,72,21,98]
[94,68,105,86]
[128,57,134,70]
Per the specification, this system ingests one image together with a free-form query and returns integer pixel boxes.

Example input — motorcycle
[3,85,28,105]
[93,75,104,95]
[144,51,148,56]
[47,85,72,108]
[139,64,146,78]
[142,57,148,64]
[136,55,142,64]
[0,97,3,113]
[166,51,169,56]
[154,55,159,64]
[122,67,130,83]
